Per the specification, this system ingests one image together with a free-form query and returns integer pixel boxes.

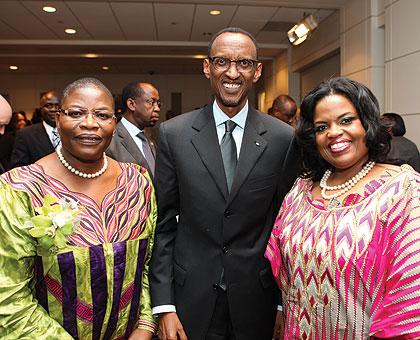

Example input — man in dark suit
[10,91,60,168]
[150,27,299,340]
[106,82,160,177]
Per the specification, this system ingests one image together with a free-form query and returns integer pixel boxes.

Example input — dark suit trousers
[206,287,236,340]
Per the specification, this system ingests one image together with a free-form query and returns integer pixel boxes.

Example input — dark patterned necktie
[137,131,155,175]
[220,120,237,192]
[52,128,60,149]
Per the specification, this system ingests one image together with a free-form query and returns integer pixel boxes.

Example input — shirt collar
[121,117,143,136]
[213,100,248,129]
[42,120,54,134]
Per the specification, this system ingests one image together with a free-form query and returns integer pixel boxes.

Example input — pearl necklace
[320,161,375,200]
[56,147,108,179]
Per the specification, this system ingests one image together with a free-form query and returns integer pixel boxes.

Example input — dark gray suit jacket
[106,121,155,177]
[150,104,300,340]
[10,123,54,168]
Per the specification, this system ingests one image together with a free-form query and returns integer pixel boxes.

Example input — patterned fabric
[0,163,157,339]
[265,165,420,339]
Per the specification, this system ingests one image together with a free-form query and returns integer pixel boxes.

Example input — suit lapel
[191,105,229,200]
[117,123,152,173]
[228,108,267,204]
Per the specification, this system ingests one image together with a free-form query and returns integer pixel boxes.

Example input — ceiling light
[42,6,56,13]
[85,53,99,58]
[65,28,77,34]
[9,65,18,70]
[209,10,221,16]
[101,66,109,70]
[287,14,318,46]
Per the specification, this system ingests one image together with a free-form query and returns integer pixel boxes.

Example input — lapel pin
[255,141,260,147]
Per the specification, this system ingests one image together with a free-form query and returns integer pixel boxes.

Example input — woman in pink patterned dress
[265,77,420,339]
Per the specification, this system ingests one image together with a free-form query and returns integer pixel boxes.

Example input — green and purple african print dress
[0,163,157,339]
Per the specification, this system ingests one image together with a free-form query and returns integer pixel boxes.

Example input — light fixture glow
[101,66,109,70]
[85,53,99,58]
[287,14,318,46]
[193,54,207,59]
[9,65,18,70]
[209,10,221,16]
[43,6,56,13]
[64,28,77,34]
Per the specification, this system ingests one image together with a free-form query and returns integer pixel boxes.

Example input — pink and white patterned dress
[265,165,420,339]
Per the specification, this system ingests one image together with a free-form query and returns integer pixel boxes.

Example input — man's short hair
[208,27,259,58]
[121,82,145,113]
[272,95,297,116]
[381,112,406,137]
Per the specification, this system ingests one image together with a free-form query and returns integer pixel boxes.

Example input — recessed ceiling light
[43,6,56,13]
[9,65,18,70]
[209,10,221,16]
[85,53,99,58]
[102,66,109,70]
[65,28,77,34]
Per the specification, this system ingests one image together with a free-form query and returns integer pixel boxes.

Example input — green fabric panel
[0,181,72,339]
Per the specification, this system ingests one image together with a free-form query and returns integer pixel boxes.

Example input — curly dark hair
[296,77,391,181]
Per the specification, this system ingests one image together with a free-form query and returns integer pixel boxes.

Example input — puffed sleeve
[0,180,72,339]
[369,168,420,338]
[136,169,158,334]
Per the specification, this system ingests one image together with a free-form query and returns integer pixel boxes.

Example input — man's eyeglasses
[60,108,116,124]
[144,98,161,108]
[208,57,258,73]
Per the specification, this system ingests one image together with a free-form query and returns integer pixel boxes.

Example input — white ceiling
[0,0,345,74]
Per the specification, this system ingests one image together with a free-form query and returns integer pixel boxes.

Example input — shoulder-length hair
[296,77,390,181]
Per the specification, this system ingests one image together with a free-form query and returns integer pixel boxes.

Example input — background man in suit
[150,27,299,340]
[107,82,160,177]
[381,112,420,171]
[0,95,13,173]
[10,90,60,167]
[268,94,298,127]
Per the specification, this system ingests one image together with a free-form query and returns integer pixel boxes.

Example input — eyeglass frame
[59,108,117,125]
[129,97,162,109]
[207,56,259,73]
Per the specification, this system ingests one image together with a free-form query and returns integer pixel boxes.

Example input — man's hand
[128,328,153,340]
[272,310,285,339]
[158,312,188,340]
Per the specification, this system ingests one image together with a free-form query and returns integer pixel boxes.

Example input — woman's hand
[272,310,285,339]
[128,328,153,340]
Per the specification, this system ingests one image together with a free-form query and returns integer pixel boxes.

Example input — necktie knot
[225,120,236,133]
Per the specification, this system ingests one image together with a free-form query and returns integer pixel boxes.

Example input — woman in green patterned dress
[0,78,157,339]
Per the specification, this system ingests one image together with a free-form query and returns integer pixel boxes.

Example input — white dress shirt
[120,117,146,156]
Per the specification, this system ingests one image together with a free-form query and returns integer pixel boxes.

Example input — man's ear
[203,59,211,79]
[253,62,263,83]
[126,98,136,111]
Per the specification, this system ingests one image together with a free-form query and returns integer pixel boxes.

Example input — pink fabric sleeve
[370,171,420,339]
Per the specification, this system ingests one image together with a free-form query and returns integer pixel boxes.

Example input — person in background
[107,82,160,177]
[0,77,157,339]
[0,112,27,172]
[150,27,299,340]
[0,95,12,173]
[10,91,61,168]
[268,94,298,127]
[381,112,420,171]
[266,77,420,339]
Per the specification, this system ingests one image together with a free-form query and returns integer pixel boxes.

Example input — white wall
[0,73,213,119]
[384,0,420,146]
